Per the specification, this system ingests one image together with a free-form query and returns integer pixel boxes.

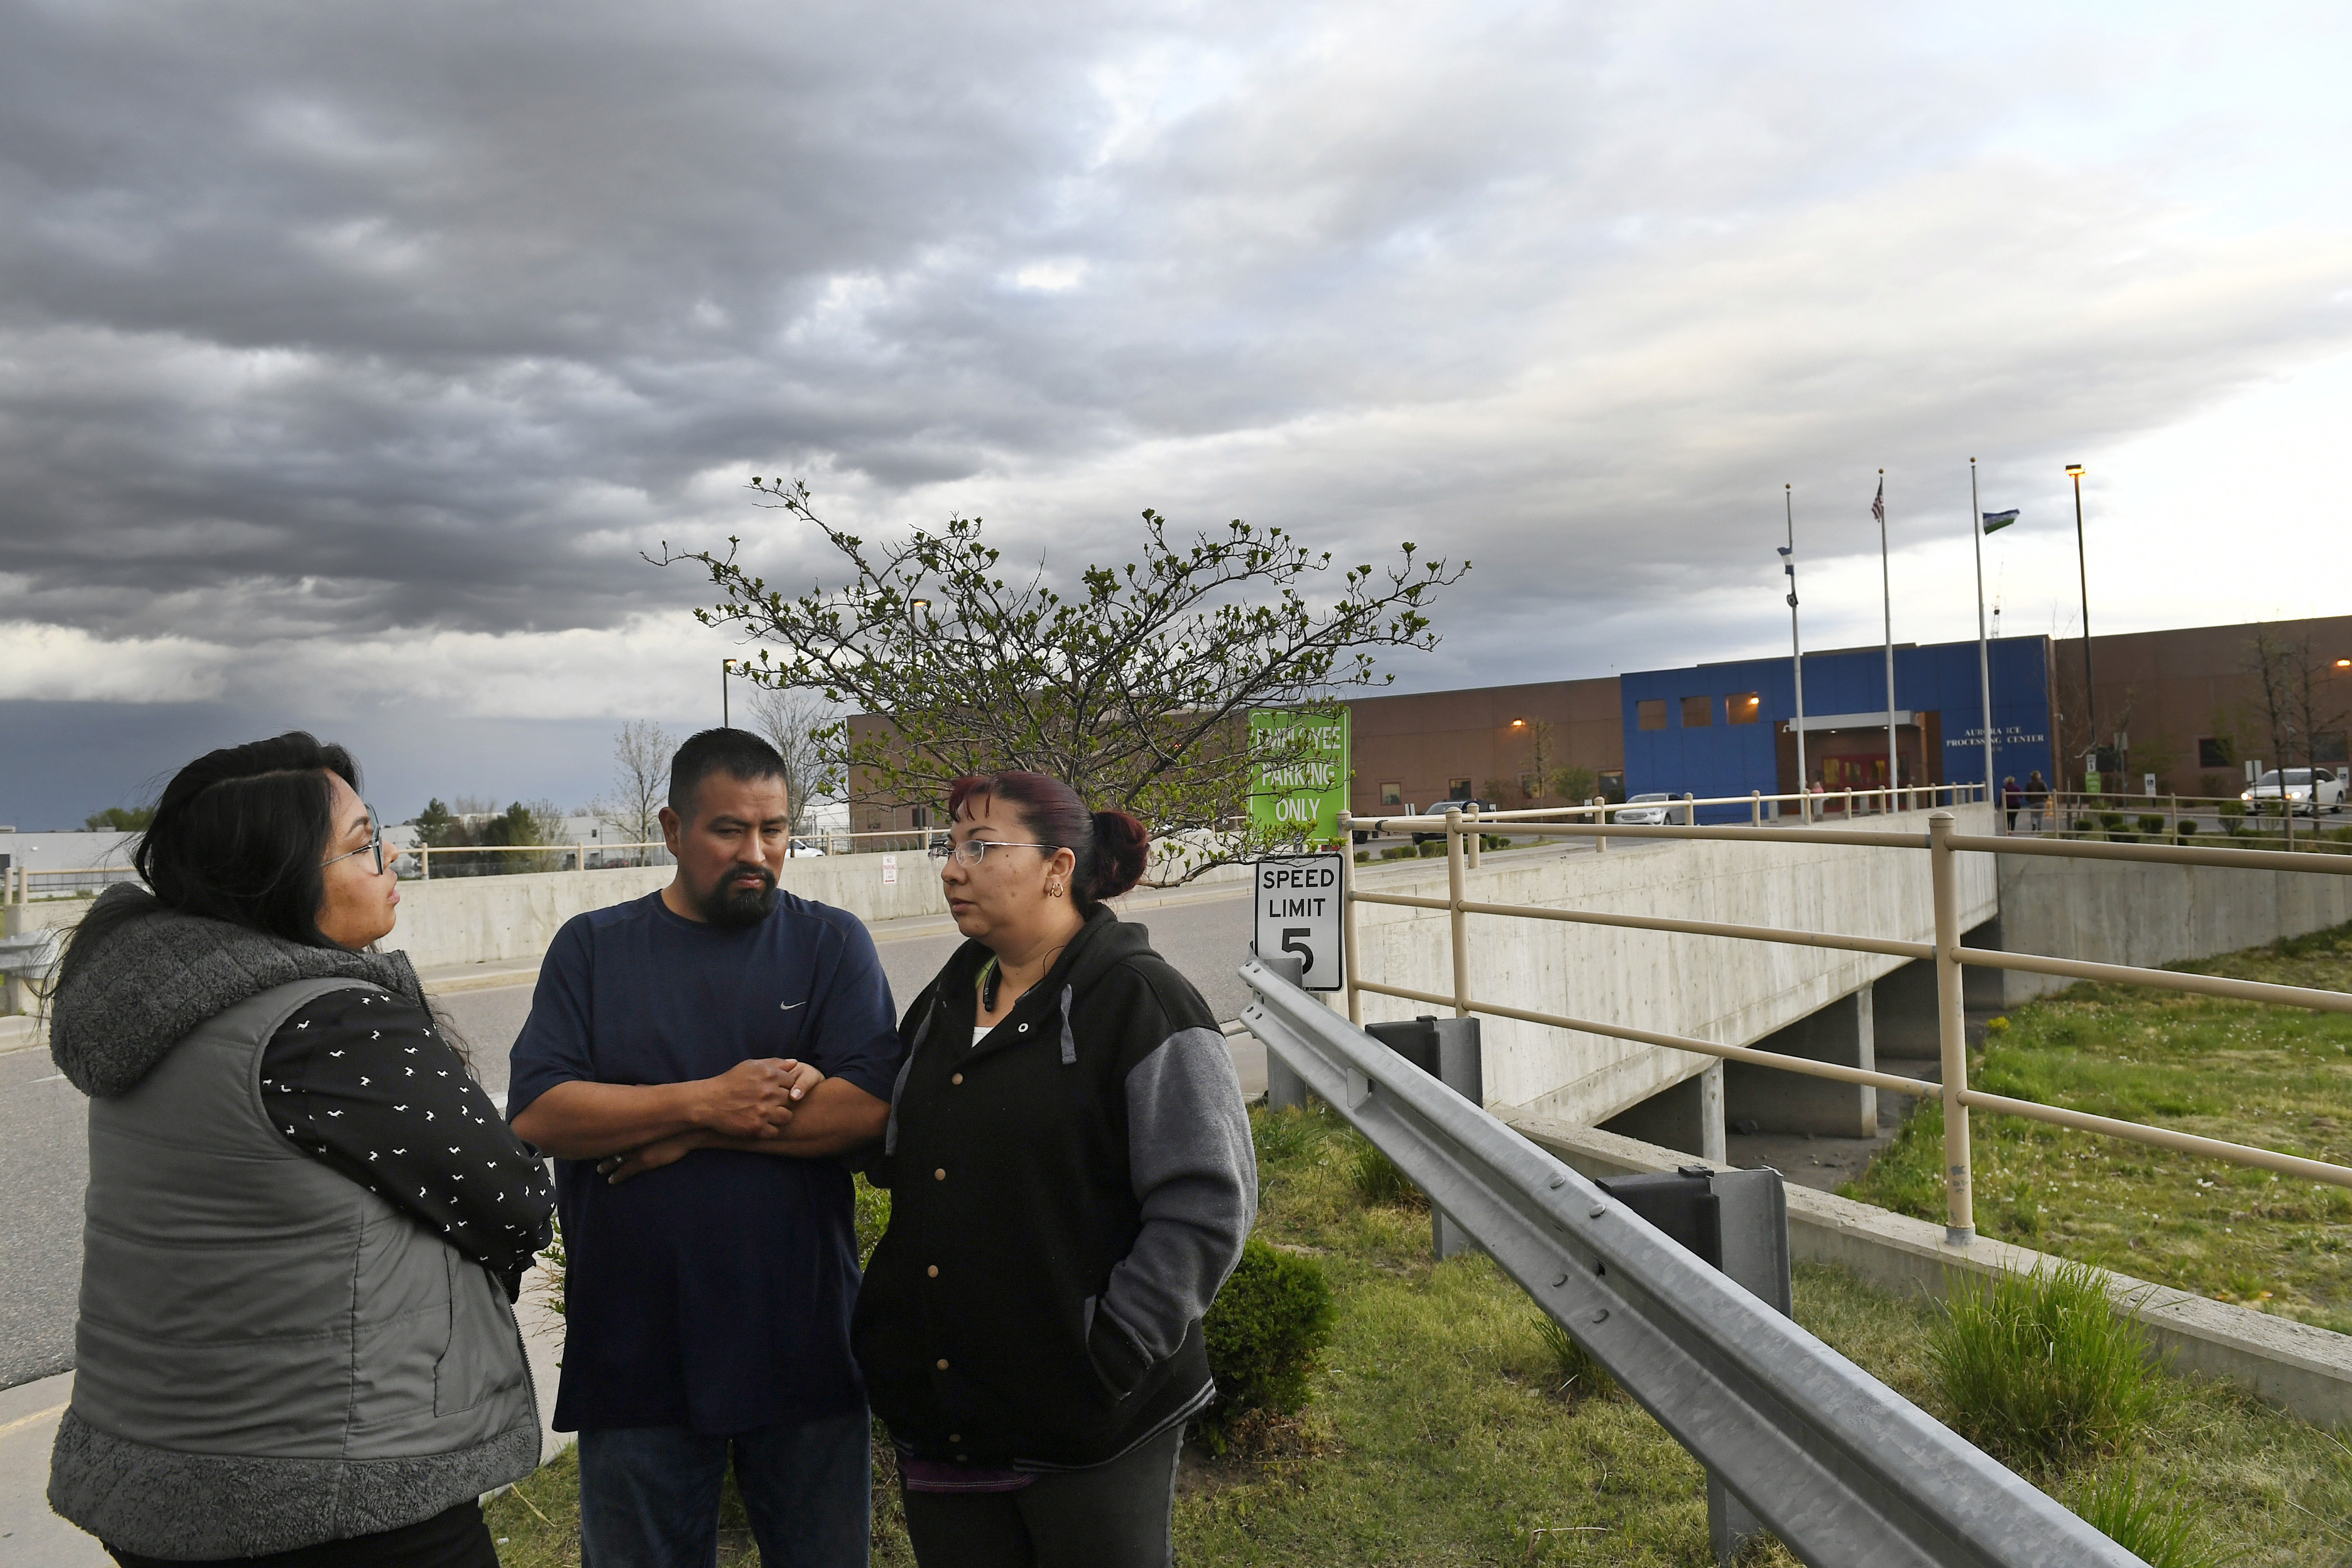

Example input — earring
[1049,883,1065,898]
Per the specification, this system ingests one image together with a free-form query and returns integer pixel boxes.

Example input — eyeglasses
[323,809,386,875]
[927,839,1058,867]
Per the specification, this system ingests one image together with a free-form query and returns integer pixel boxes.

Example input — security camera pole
[1780,484,1808,822]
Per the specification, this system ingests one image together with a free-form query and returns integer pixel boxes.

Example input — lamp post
[721,658,740,728]
[1780,484,1808,822]
[2066,463,2093,794]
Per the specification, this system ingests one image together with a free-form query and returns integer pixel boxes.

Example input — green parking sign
[1249,708,1351,847]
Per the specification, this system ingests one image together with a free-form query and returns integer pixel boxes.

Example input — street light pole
[721,658,734,728]
[1780,484,1808,822]
[2066,463,2092,793]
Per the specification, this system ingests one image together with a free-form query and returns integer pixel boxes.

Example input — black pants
[899,1425,1182,1568]
[108,1500,501,1568]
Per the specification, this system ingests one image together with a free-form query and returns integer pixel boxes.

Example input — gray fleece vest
[47,976,540,1560]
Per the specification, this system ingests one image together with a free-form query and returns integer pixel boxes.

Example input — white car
[2243,768,2345,816]
[1613,792,1679,826]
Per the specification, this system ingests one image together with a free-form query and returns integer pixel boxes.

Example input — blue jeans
[578,1408,871,1568]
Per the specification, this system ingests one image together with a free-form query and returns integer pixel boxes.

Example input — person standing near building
[2023,769,2050,834]
[2001,776,2020,832]
[509,729,903,1568]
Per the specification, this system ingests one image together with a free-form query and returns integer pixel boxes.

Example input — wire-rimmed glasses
[322,809,386,875]
[927,838,1058,867]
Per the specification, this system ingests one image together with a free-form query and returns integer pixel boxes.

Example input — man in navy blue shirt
[510,729,903,1568]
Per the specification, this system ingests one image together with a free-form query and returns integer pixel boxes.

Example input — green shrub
[2068,1466,2244,1568]
[2218,800,2246,821]
[2176,822,2199,842]
[1480,833,1508,851]
[1930,1260,2161,1469]
[1417,840,1446,858]
[2098,812,2126,832]
[1380,844,1414,860]
[1531,1312,1618,1401]
[1348,1138,1428,1209]
[2137,814,2166,837]
[1354,849,1370,863]
[1199,1237,1337,1450]
[854,1173,891,1266]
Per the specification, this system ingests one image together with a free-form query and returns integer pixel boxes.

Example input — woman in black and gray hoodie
[46,733,553,1567]
[854,772,1255,1567]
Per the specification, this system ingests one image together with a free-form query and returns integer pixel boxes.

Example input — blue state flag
[1981,509,2019,534]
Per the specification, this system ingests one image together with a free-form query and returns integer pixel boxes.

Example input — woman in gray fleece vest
[46,733,555,1567]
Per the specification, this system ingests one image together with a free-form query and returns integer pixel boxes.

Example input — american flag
[1870,478,1885,522]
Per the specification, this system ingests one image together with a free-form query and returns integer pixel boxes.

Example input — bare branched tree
[593,720,674,861]
[743,685,840,838]
[652,479,1467,879]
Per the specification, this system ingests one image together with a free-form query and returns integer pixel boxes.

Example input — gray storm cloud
[1,0,2346,690]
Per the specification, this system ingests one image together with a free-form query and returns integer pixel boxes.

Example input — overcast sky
[3,1,2349,826]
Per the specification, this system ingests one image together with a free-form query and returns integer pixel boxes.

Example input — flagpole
[1878,470,1896,812]
[1782,484,1807,822]
[1971,459,1995,828]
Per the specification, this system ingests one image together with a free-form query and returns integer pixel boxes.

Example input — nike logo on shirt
[778,1001,804,1011]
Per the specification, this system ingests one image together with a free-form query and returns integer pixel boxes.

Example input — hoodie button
[934,1168,946,1181]
[949,1433,961,1442]
[951,1073,963,1085]
[936,1358,950,1371]
[1017,1022,1029,1033]
[927,1264,938,1277]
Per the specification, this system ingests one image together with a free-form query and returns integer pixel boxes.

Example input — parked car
[1612,791,1681,826]
[1411,799,1501,844]
[2243,768,2345,816]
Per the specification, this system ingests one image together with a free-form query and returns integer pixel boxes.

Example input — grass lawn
[489,1072,2352,1565]
[1844,921,2352,1331]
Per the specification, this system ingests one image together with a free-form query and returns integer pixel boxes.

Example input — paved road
[0,886,1257,1395]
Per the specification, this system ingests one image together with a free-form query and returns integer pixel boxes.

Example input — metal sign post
[1251,852,1346,992]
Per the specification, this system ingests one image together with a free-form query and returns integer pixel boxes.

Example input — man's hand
[692,1057,819,1139]
[513,1058,825,1161]
[598,1061,828,1183]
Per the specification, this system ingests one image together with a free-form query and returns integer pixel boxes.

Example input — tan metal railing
[4,863,141,902]
[1338,803,2352,1244]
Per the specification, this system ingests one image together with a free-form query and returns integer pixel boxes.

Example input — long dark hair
[59,732,359,990]
[945,772,1150,913]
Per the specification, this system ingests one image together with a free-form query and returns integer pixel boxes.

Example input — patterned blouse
[259,986,555,1295]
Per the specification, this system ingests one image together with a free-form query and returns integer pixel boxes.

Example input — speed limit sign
[1251,853,1346,992]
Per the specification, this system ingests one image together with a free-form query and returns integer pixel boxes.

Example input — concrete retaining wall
[384,849,959,970]
[1993,851,2352,1003]
[1349,805,1999,1126]
[1514,1115,2352,1430]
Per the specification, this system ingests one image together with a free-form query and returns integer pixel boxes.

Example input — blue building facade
[1620,636,2053,822]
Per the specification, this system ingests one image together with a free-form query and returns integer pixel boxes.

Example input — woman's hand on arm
[511,1055,812,1160]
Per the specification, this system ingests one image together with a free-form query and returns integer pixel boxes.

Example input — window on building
[910,806,929,828]
[1597,769,1626,802]
[1681,695,1713,728]
[2197,736,2235,768]
[1447,777,1473,799]
[1727,692,1762,725]
[2315,733,2350,766]
[1379,781,1404,807]
[1637,699,1668,730]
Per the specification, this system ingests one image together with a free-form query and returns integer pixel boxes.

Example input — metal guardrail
[1339,804,2352,1242]
[1240,959,2142,1567]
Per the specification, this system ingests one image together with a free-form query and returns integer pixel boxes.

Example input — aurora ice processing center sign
[1249,708,1351,846]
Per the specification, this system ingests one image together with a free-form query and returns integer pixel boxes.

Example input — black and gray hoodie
[853,906,1256,1468]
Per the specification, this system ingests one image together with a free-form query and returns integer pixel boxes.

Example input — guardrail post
[1590,797,1607,852]
[1339,813,1363,1026]
[1929,810,1975,1244]
[1445,807,1469,1019]
[1465,800,1481,868]
[1751,790,1761,826]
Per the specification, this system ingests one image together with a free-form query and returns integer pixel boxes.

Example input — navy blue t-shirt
[507,889,903,1435]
